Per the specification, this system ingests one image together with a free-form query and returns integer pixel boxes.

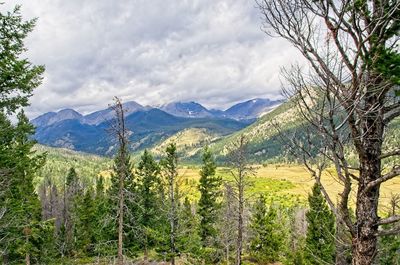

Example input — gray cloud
[4,0,304,118]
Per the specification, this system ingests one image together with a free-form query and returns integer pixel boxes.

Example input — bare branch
[380,149,400,160]
[366,166,400,190]
[377,215,400,226]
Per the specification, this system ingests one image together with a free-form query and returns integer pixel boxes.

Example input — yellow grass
[177,164,400,212]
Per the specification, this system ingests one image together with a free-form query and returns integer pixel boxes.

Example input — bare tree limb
[366,166,400,190]
[377,215,400,226]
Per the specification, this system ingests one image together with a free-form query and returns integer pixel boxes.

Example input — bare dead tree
[218,183,238,265]
[109,97,131,265]
[227,135,255,265]
[256,1,399,264]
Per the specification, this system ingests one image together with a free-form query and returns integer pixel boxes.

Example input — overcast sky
[3,0,303,118]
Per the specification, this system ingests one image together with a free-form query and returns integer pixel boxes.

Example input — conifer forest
[0,1,399,265]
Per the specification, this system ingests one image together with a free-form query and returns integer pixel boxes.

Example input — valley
[36,145,400,212]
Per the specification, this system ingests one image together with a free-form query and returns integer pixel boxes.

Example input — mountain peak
[224,98,283,120]
[32,108,83,127]
[160,101,213,118]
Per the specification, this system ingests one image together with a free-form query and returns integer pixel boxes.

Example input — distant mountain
[83,101,144,125]
[160,101,213,118]
[31,97,289,157]
[33,108,249,155]
[224,98,283,120]
[32,109,83,127]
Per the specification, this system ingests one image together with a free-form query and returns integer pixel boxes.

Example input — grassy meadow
[35,145,399,213]
[176,164,400,213]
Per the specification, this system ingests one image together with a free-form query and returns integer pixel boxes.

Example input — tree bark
[235,173,243,265]
[352,94,383,265]
[117,172,124,265]
[169,177,176,265]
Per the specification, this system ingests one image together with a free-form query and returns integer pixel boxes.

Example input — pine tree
[0,5,45,263]
[198,147,221,246]
[0,5,45,113]
[93,176,114,256]
[74,188,97,256]
[60,167,82,257]
[304,183,336,265]
[177,198,202,259]
[161,143,179,265]
[249,195,283,263]
[0,112,46,264]
[135,150,161,260]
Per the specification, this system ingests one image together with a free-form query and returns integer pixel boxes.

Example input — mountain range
[31,96,400,163]
[32,98,283,157]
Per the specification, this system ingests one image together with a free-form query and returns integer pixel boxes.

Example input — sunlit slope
[33,144,112,187]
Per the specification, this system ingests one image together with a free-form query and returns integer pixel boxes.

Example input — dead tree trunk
[228,135,253,265]
[256,1,400,264]
[110,97,131,265]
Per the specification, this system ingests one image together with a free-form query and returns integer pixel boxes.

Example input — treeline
[13,142,323,264]
[3,141,397,264]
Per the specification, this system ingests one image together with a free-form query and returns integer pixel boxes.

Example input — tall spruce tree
[304,183,336,265]
[135,149,161,260]
[198,147,221,246]
[0,112,45,264]
[60,167,82,257]
[74,187,97,256]
[177,198,202,259]
[249,195,283,263]
[0,6,45,263]
[161,143,179,265]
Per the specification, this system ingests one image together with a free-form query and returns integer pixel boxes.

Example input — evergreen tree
[74,188,97,256]
[198,147,221,246]
[249,195,283,263]
[0,5,45,113]
[0,112,46,263]
[177,198,202,260]
[304,183,336,265]
[60,167,82,257]
[93,176,114,256]
[161,143,179,265]
[135,150,161,260]
[0,5,45,263]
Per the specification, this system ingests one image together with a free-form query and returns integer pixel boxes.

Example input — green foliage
[34,144,112,189]
[0,111,47,262]
[198,147,222,246]
[131,149,163,257]
[249,195,284,263]
[177,198,202,259]
[304,183,336,265]
[73,188,97,256]
[0,5,45,113]
[160,143,179,262]
[0,4,47,262]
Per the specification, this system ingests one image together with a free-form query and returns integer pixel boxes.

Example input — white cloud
[3,0,304,118]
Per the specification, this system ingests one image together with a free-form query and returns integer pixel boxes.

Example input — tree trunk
[25,253,30,265]
[352,95,383,265]
[226,245,230,265]
[170,185,176,265]
[335,218,351,265]
[117,173,124,265]
[144,240,148,262]
[235,172,244,265]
